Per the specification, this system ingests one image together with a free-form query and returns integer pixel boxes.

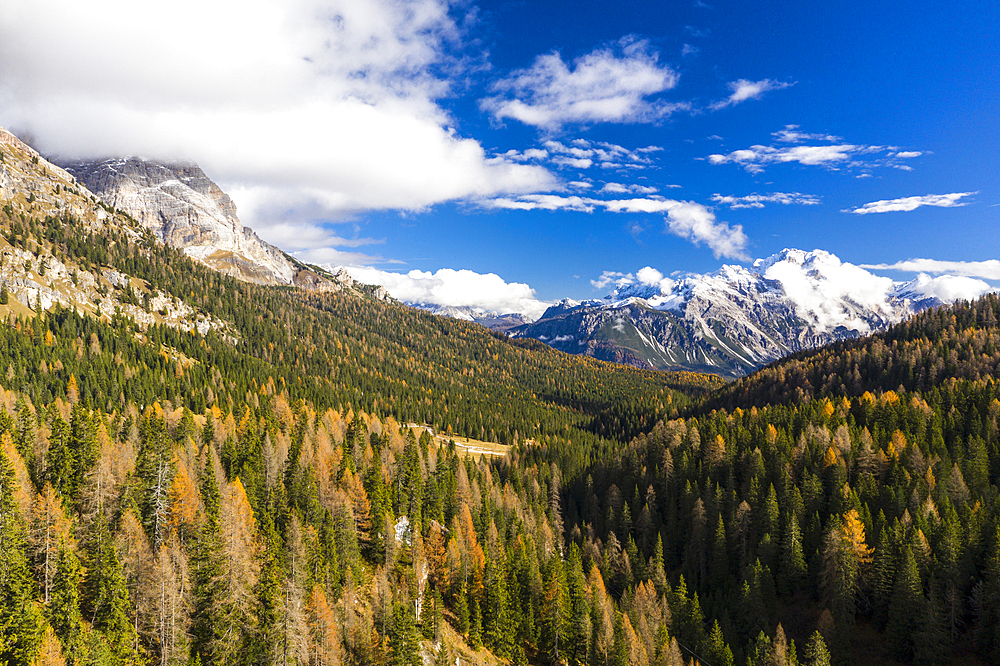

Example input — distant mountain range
[507,249,970,377]
[404,303,531,331]
[5,129,977,379]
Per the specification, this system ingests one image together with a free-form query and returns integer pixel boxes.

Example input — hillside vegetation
[1,134,999,666]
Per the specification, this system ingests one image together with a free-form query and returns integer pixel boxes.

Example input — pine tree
[388,601,421,666]
[85,528,142,665]
[706,620,734,666]
[778,513,806,596]
[48,544,88,664]
[886,545,924,660]
[540,557,568,664]
[0,448,45,665]
[803,631,831,666]
[483,553,514,657]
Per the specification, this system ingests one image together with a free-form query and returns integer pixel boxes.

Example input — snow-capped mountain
[405,302,532,331]
[511,249,984,377]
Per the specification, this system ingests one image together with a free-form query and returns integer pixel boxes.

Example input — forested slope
[3,129,999,666]
[543,294,1000,666]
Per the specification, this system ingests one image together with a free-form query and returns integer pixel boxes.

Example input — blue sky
[1,0,997,314]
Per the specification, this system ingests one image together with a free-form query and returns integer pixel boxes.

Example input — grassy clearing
[404,424,511,460]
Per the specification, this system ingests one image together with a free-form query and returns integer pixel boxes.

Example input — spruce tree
[0,449,44,665]
[886,546,924,660]
[48,544,87,664]
[804,631,831,666]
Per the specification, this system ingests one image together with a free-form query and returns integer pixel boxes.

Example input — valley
[0,125,997,666]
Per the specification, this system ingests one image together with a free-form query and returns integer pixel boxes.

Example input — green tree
[388,601,421,666]
[886,546,924,660]
[0,449,44,664]
[803,631,831,666]
[48,544,88,664]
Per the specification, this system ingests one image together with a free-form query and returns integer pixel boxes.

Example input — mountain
[405,302,532,331]
[58,156,335,289]
[4,120,1000,666]
[511,249,960,377]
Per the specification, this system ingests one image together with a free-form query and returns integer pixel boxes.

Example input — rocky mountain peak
[59,156,339,291]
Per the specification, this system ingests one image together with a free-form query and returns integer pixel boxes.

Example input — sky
[1,0,997,318]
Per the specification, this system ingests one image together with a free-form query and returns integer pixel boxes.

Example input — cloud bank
[344,266,552,320]
[846,192,976,214]
[482,37,682,130]
[903,274,994,302]
[860,258,1000,280]
[0,0,555,233]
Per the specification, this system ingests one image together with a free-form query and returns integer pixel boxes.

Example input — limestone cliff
[60,157,334,289]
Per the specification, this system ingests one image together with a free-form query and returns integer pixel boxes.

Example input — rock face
[512,249,948,378]
[60,157,329,288]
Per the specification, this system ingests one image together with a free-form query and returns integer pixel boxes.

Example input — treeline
[702,293,1000,412]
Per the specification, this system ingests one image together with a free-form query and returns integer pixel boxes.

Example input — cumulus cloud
[636,266,676,293]
[591,270,636,291]
[0,0,556,233]
[591,265,674,298]
[481,37,682,130]
[845,192,977,214]
[859,258,1000,280]
[710,79,793,110]
[344,266,552,320]
[486,195,749,259]
[903,274,994,302]
[711,192,821,208]
[664,202,749,260]
[762,252,899,334]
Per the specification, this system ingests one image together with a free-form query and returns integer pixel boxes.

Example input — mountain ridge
[57,155,340,290]
[510,248,983,377]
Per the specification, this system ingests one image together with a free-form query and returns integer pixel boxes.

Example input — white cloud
[708,129,926,174]
[637,266,676,293]
[486,195,749,259]
[903,274,993,302]
[859,258,1000,280]
[591,271,635,291]
[763,252,899,334]
[664,202,749,260]
[771,125,841,143]
[708,144,860,173]
[488,195,596,212]
[481,37,682,130]
[0,0,557,234]
[345,266,551,320]
[601,182,658,194]
[846,192,976,214]
[552,156,594,169]
[711,192,821,208]
[710,79,793,110]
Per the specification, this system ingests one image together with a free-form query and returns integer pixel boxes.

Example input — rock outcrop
[60,157,336,289]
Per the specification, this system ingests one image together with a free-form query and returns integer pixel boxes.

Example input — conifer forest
[2,166,1000,666]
